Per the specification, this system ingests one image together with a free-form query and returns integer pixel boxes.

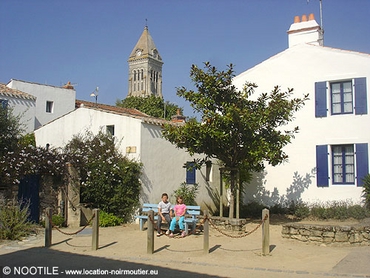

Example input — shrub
[173,182,199,205]
[293,203,310,219]
[0,201,36,240]
[362,174,370,209]
[240,201,266,218]
[52,214,65,227]
[99,211,123,227]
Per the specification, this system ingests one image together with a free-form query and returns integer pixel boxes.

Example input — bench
[135,203,201,235]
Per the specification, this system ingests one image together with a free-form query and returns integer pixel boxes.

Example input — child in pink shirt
[169,196,187,237]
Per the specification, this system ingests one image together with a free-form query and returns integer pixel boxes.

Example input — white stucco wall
[8,80,75,130]
[233,44,370,205]
[139,123,220,208]
[35,107,220,210]
[2,96,36,134]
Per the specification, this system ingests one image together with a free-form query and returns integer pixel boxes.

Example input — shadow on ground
[0,247,222,278]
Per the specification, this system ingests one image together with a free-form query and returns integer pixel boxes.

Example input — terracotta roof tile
[0,83,36,101]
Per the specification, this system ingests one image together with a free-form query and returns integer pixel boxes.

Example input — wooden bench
[136,203,201,235]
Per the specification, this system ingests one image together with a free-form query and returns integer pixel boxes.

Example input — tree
[116,95,182,121]
[162,62,309,218]
[64,131,142,221]
[0,105,24,156]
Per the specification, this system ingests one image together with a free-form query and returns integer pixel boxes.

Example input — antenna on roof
[307,0,324,45]
[319,0,324,45]
[145,18,148,29]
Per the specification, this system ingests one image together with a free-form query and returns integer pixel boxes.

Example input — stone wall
[282,221,370,246]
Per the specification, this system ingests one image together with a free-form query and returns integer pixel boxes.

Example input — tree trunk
[228,170,236,219]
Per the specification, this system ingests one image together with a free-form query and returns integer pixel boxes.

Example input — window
[316,143,369,187]
[106,125,115,136]
[186,162,196,184]
[332,145,354,184]
[0,99,8,109]
[331,81,353,115]
[315,77,367,117]
[46,101,53,113]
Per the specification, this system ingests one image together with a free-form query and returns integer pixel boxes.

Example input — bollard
[92,209,99,250]
[147,210,154,254]
[262,208,270,256]
[45,207,52,247]
[203,210,209,254]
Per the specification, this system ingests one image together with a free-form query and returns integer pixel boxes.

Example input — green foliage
[116,95,181,121]
[64,131,142,221]
[0,201,36,240]
[361,174,370,209]
[99,211,124,227]
[309,201,369,220]
[0,106,24,156]
[162,62,309,218]
[52,214,65,227]
[173,182,199,205]
[239,200,368,220]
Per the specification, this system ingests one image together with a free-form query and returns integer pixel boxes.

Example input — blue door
[18,175,40,223]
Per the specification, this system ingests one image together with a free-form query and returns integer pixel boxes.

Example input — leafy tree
[116,95,182,121]
[0,105,24,156]
[64,131,142,221]
[162,62,309,218]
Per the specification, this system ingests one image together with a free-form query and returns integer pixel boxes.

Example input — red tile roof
[0,83,36,101]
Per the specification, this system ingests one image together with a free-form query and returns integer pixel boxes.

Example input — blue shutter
[315,82,327,117]
[186,162,196,184]
[356,143,369,187]
[316,145,329,187]
[354,77,367,115]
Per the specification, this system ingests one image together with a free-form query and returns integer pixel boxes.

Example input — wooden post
[45,207,52,247]
[203,210,209,254]
[92,209,99,251]
[262,208,270,256]
[147,210,154,254]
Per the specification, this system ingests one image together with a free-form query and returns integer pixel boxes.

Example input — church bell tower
[127,26,163,98]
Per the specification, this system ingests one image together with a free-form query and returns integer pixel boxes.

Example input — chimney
[63,81,74,89]
[287,13,322,48]
[171,109,186,123]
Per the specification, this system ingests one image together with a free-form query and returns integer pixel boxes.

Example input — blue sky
[1,0,369,117]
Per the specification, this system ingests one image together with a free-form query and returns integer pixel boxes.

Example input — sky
[1,0,369,117]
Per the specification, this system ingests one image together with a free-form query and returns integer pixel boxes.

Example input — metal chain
[46,211,95,236]
[207,214,268,238]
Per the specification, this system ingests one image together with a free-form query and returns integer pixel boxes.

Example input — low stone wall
[282,220,370,246]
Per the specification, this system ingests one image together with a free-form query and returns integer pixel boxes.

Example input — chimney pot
[294,16,300,23]
[301,14,308,22]
[308,13,315,21]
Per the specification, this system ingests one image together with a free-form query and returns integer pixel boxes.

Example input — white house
[233,14,370,206]
[34,100,219,208]
[7,79,76,131]
[0,83,36,134]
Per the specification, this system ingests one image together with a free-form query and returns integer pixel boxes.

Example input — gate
[18,174,40,223]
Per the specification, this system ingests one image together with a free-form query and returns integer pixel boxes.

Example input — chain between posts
[207,214,268,238]
[46,211,95,236]
[150,212,268,238]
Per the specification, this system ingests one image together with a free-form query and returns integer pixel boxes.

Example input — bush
[52,214,65,227]
[240,201,266,218]
[0,201,36,240]
[173,182,199,205]
[362,174,370,209]
[99,211,123,227]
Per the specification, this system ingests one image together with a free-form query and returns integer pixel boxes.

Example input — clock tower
[127,26,163,98]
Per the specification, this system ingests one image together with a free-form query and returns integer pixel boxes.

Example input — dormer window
[46,101,54,113]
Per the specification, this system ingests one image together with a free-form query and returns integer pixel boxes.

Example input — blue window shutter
[356,143,369,187]
[315,82,327,117]
[186,162,196,184]
[354,77,367,115]
[316,145,329,187]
